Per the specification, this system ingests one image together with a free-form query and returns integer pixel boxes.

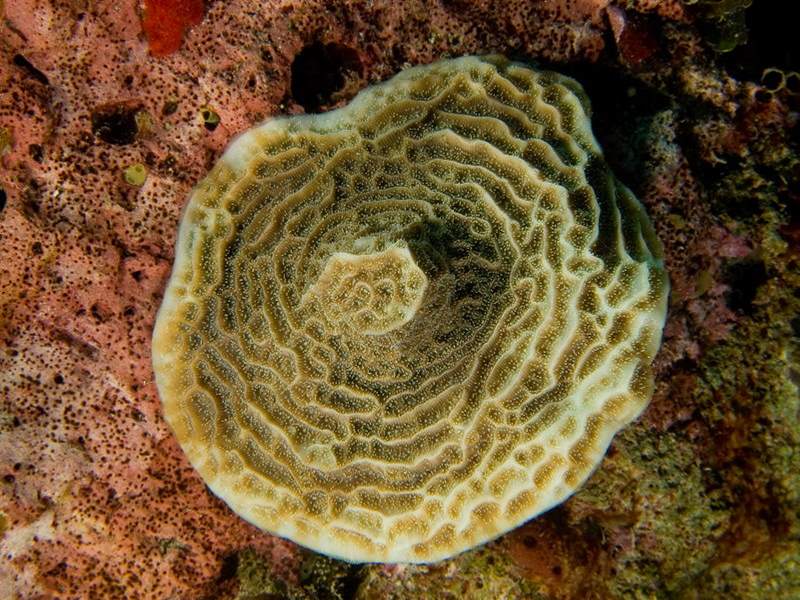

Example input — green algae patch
[686,0,752,52]
[297,553,362,600]
[199,105,220,131]
[234,548,361,600]
[156,538,187,555]
[123,163,148,186]
[359,545,543,600]
[603,431,729,597]
[234,548,288,599]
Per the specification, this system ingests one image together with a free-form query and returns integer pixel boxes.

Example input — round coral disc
[152,55,669,563]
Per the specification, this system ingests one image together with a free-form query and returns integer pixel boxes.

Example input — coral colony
[152,56,669,563]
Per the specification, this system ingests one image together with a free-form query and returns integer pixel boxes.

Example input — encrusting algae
[151,55,669,563]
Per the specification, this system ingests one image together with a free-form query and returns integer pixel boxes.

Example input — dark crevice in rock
[724,259,768,314]
[723,0,799,81]
[91,102,142,145]
[217,553,238,582]
[12,54,49,85]
[291,42,363,113]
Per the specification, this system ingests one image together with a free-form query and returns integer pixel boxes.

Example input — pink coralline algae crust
[642,111,746,366]
[1,0,798,598]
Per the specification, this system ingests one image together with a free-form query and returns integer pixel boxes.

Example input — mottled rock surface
[1,0,797,598]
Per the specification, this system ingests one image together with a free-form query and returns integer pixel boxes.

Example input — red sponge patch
[142,0,205,57]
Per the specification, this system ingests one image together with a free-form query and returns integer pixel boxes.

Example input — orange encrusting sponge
[142,0,205,57]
